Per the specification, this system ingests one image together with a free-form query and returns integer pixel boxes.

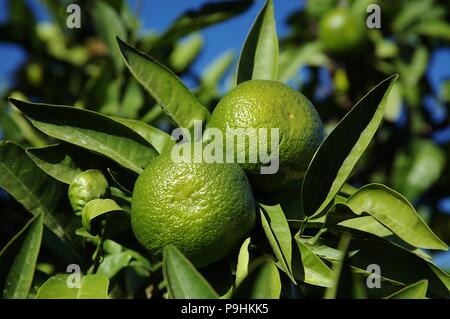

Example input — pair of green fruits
[131,80,324,267]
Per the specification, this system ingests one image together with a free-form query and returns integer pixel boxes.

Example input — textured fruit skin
[131,150,256,268]
[208,80,323,191]
[318,8,366,55]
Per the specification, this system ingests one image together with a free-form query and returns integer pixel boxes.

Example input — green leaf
[0,141,80,250]
[385,280,428,299]
[26,144,82,184]
[117,38,211,130]
[391,139,445,201]
[414,21,450,40]
[201,51,235,89]
[278,42,328,82]
[259,204,294,281]
[35,274,109,299]
[346,184,447,251]
[301,74,398,217]
[26,144,113,185]
[2,214,43,299]
[163,245,218,299]
[233,260,281,299]
[153,0,253,49]
[393,0,433,32]
[9,98,157,174]
[235,238,251,287]
[236,0,278,84]
[169,34,203,72]
[120,80,144,119]
[81,199,126,235]
[97,247,152,279]
[112,117,175,154]
[91,1,126,70]
[295,239,334,287]
[325,233,353,299]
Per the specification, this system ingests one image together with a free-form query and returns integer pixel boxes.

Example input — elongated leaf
[81,199,126,235]
[201,51,235,88]
[112,117,174,154]
[163,245,218,299]
[259,204,294,281]
[9,99,157,174]
[91,1,126,70]
[295,239,334,287]
[233,260,281,299]
[35,274,109,299]
[0,141,80,250]
[97,250,152,279]
[391,139,445,201]
[2,214,43,299]
[169,34,203,72]
[385,280,428,299]
[301,75,398,217]
[325,233,353,299]
[236,0,278,84]
[153,0,253,49]
[117,38,210,130]
[235,238,251,287]
[346,184,447,250]
[26,144,82,184]
[26,144,115,185]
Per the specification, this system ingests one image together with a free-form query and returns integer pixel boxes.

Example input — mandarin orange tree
[0,0,449,299]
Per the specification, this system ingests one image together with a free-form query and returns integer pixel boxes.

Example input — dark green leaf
[81,199,126,235]
[9,98,157,174]
[295,239,334,287]
[163,245,218,299]
[117,38,211,130]
[236,0,278,84]
[259,204,294,281]
[91,1,126,70]
[301,75,398,217]
[2,214,43,299]
[324,233,353,299]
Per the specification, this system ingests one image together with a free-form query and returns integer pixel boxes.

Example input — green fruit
[318,8,366,55]
[208,80,323,191]
[131,148,256,267]
[68,169,109,215]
